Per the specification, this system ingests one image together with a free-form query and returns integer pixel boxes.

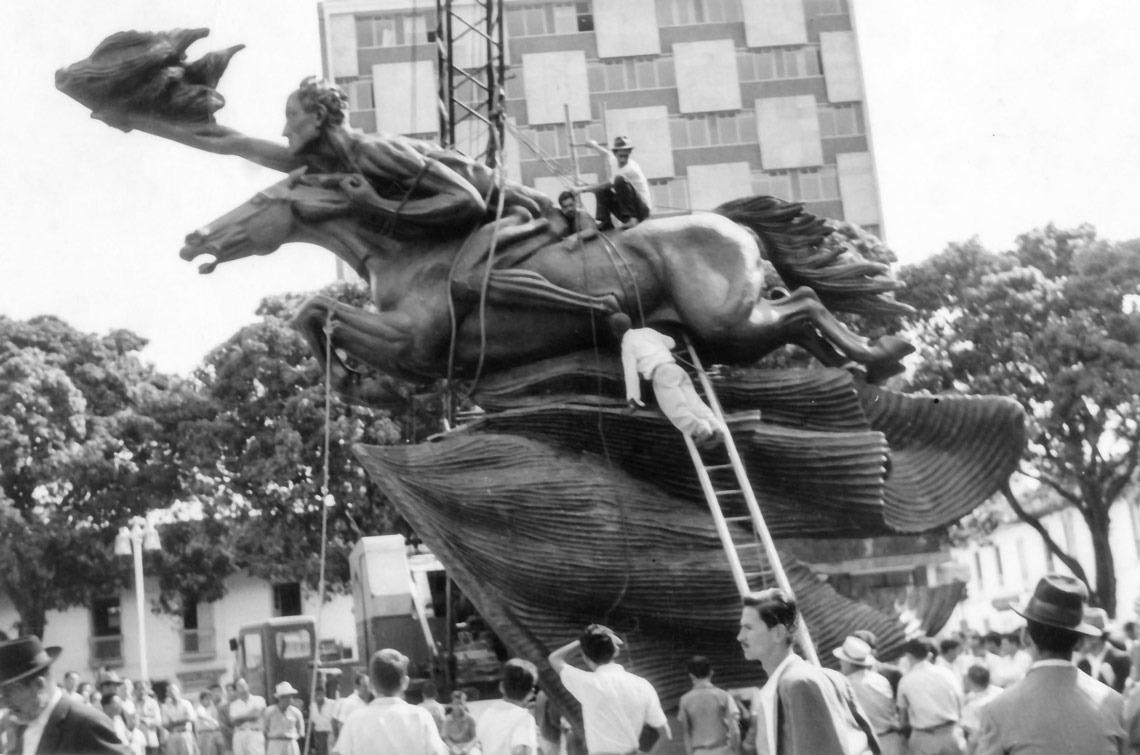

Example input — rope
[303,313,337,755]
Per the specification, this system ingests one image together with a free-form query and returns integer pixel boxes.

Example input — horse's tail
[714,195,914,317]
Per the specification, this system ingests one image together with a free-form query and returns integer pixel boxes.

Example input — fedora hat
[274,681,300,698]
[611,135,634,151]
[1084,607,1113,636]
[1013,574,1099,636]
[0,637,62,688]
[832,636,874,667]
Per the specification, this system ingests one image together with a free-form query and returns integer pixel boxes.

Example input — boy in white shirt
[476,660,540,755]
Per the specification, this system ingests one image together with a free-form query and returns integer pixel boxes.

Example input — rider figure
[574,136,652,231]
[126,76,551,235]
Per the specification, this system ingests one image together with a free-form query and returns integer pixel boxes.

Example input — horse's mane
[714,195,913,317]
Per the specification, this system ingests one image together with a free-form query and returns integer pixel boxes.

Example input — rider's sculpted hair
[296,76,350,127]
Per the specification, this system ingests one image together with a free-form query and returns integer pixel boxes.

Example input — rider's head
[558,190,577,214]
[283,76,349,153]
[612,136,634,167]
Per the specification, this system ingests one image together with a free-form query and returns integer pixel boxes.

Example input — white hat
[832,636,875,667]
[274,681,300,698]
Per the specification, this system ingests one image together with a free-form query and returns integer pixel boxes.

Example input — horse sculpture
[180,172,914,404]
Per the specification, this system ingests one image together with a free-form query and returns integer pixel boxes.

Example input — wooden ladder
[681,336,820,665]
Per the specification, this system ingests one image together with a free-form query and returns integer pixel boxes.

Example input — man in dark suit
[0,636,127,754]
[738,588,878,755]
[974,574,1126,755]
[1077,607,1132,693]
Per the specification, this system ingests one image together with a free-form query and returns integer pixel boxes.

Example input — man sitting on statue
[574,136,652,231]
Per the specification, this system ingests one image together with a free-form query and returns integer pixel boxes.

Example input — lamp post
[114,516,161,682]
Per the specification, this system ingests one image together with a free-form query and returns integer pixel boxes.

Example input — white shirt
[559,663,667,755]
[310,699,335,733]
[757,652,794,755]
[897,660,962,730]
[22,687,63,755]
[621,329,677,405]
[990,651,1032,688]
[475,699,537,755]
[334,692,368,724]
[333,696,447,755]
[608,155,652,213]
[228,694,267,731]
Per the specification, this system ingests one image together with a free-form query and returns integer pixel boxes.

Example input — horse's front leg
[291,295,423,406]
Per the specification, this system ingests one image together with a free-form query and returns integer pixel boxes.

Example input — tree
[180,281,408,603]
[900,225,1140,615]
[0,316,193,636]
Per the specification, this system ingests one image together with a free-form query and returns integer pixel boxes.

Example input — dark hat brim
[1012,604,1100,637]
[0,646,61,688]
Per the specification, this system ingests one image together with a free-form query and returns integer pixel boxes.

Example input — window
[751,171,793,200]
[656,0,743,26]
[738,47,821,83]
[818,103,865,138]
[345,80,374,113]
[242,632,264,672]
[796,166,839,202]
[90,596,123,665]
[275,629,313,660]
[504,3,591,37]
[993,545,1005,588]
[180,600,216,659]
[974,551,985,590]
[670,112,757,149]
[649,177,690,213]
[273,583,302,617]
[355,13,431,48]
[804,0,847,16]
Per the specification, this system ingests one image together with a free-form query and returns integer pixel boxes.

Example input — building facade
[318,0,884,236]
[0,576,356,693]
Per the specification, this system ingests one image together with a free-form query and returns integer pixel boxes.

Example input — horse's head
[180,173,304,274]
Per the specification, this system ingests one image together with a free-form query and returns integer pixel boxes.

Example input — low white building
[0,575,357,693]
[949,497,1140,632]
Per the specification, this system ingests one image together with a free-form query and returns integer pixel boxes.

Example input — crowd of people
[5,573,1140,754]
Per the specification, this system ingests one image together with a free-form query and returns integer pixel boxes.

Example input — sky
[3,0,1140,375]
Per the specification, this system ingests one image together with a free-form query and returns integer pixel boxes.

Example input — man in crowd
[975,573,1126,754]
[958,665,1001,752]
[229,677,267,755]
[677,655,739,755]
[263,682,305,755]
[989,631,1031,688]
[333,649,446,755]
[60,672,84,705]
[835,636,902,755]
[737,589,874,755]
[896,638,964,754]
[548,623,670,755]
[936,638,969,693]
[417,681,446,733]
[0,636,127,754]
[476,658,540,755]
[574,136,652,231]
[332,671,372,740]
[308,683,336,755]
[1078,607,1132,693]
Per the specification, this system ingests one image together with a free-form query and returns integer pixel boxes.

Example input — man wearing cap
[262,683,304,755]
[737,589,877,755]
[835,636,902,755]
[974,573,1126,755]
[229,678,267,755]
[0,636,128,754]
[574,137,652,231]
[333,649,446,755]
[548,623,671,755]
[1077,607,1132,694]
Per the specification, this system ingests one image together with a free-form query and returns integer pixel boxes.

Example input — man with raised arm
[548,624,670,755]
[574,136,652,231]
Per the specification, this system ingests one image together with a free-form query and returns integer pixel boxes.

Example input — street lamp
[114,516,161,681]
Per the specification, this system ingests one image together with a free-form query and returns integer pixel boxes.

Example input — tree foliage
[0,316,197,636]
[899,225,1140,614]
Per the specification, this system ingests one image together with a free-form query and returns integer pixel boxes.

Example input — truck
[233,535,501,709]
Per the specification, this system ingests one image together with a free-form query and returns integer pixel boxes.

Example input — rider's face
[614,149,632,167]
[283,92,323,154]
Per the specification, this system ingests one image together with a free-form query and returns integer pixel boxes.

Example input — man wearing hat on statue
[835,636,902,755]
[574,136,653,231]
[974,573,1127,755]
[261,681,304,755]
[0,636,128,754]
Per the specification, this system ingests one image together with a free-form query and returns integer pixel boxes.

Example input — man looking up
[548,624,670,755]
[333,649,446,755]
[975,574,1126,755]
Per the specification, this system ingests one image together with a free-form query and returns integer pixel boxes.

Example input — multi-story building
[318,0,884,237]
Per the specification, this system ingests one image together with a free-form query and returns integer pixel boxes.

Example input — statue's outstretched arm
[120,115,304,174]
